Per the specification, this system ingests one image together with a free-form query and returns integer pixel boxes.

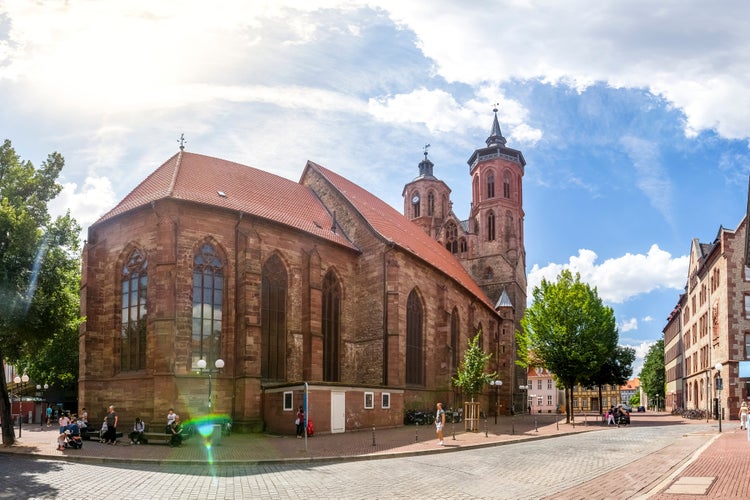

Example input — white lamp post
[13,374,29,437]
[197,358,225,411]
[489,380,503,424]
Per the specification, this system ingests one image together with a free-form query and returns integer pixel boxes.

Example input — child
[99,417,108,443]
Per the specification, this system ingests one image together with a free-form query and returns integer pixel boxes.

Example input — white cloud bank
[528,244,688,304]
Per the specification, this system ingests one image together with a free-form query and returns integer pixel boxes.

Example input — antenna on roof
[178,133,187,151]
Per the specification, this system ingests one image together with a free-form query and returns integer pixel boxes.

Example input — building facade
[665,215,750,421]
[79,114,525,434]
[525,366,564,414]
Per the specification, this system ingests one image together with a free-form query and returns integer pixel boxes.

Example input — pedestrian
[435,402,446,446]
[739,401,748,430]
[58,412,70,434]
[104,405,118,445]
[80,408,88,428]
[129,417,146,445]
[295,406,305,438]
[99,417,108,442]
[166,408,177,433]
[607,406,615,425]
[168,415,183,447]
[46,406,52,427]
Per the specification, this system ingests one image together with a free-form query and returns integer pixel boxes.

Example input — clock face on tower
[412,195,420,203]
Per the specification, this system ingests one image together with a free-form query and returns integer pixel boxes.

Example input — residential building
[665,214,750,422]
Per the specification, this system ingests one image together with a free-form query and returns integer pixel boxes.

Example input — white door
[330,391,346,433]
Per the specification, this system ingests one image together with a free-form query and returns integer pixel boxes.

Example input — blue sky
[2,1,750,375]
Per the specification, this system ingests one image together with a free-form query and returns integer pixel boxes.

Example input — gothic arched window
[450,307,460,374]
[322,270,341,382]
[406,289,424,385]
[503,171,511,198]
[192,243,223,368]
[121,248,147,372]
[412,192,420,218]
[487,172,495,198]
[445,221,458,254]
[427,191,435,216]
[262,254,288,381]
[487,212,496,241]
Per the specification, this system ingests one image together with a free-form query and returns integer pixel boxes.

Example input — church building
[78,111,528,433]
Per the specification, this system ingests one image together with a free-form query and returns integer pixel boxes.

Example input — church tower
[402,146,453,238]
[465,108,527,312]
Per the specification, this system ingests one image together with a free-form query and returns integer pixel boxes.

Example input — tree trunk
[0,350,16,446]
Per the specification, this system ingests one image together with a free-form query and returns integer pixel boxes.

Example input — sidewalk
[2,411,741,500]
[0,412,606,464]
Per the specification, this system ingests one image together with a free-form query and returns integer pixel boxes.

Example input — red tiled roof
[306,161,495,311]
[96,152,495,312]
[95,152,357,250]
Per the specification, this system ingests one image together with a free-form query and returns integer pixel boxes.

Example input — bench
[81,428,123,441]
[137,431,172,445]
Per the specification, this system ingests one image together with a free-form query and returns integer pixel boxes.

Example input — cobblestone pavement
[0,413,738,499]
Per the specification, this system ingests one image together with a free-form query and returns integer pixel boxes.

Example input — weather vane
[178,133,187,151]
[423,143,431,158]
[493,102,500,113]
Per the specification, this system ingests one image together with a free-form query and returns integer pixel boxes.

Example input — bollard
[452,418,456,440]
[372,426,376,447]
[556,416,559,431]
[484,416,488,437]
[415,422,419,442]
[534,416,538,432]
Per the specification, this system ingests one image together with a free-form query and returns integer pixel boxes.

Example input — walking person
[607,406,615,425]
[46,406,52,427]
[295,406,305,438]
[739,401,748,430]
[435,402,446,446]
[104,405,118,445]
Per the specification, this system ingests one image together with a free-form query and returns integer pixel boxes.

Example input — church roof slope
[306,161,495,311]
[94,151,357,250]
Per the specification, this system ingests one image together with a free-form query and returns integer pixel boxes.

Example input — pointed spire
[486,106,507,147]
[418,143,434,177]
[495,288,514,310]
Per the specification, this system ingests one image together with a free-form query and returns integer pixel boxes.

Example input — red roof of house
[95,151,357,250]
[306,161,495,310]
[95,151,495,311]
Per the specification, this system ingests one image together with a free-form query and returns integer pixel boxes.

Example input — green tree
[640,339,665,409]
[452,330,495,399]
[518,269,618,423]
[581,345,635,414]
[0,140,82,446]
[452,330,495,431]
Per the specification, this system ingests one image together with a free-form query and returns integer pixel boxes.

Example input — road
[0,422,715,499]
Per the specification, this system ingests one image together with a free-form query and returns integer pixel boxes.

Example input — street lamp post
[489,380,502,424]
[196,358,225,411]
[36,383,49,428]
[13,374,29,437]
[715,362,723,433]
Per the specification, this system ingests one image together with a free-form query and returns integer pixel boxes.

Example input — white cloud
[619,318,638,333]
[376,0,750,142]
[528,244,688,304]
[48,176,118,242]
